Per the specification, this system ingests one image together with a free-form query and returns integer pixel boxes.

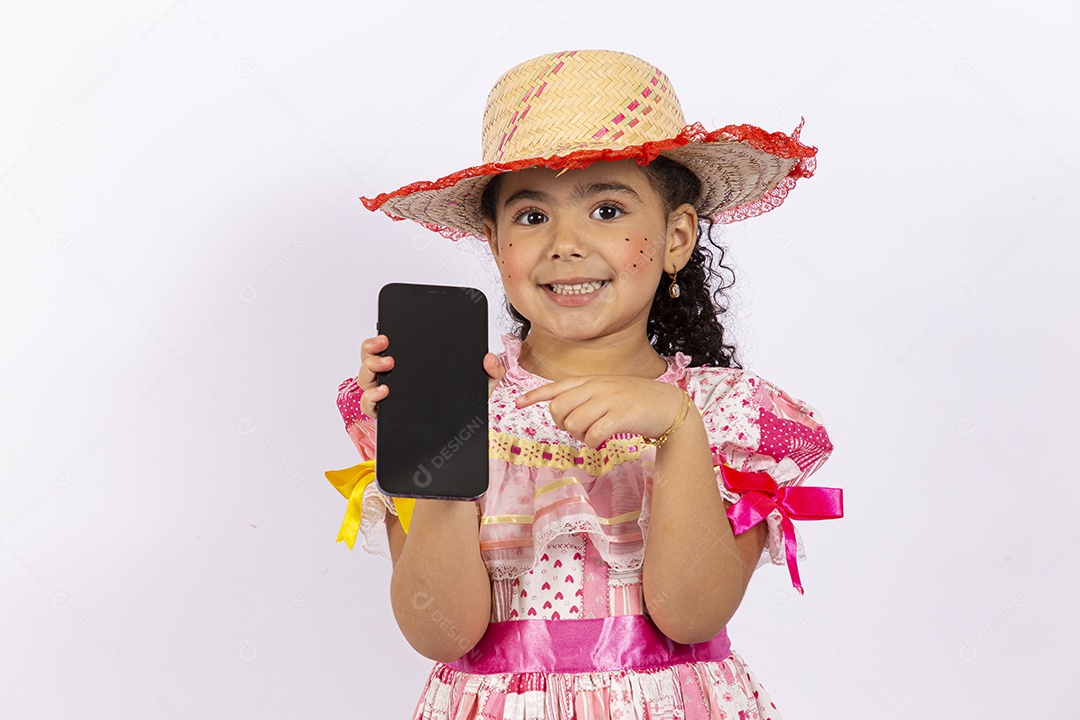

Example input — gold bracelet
[641,389,691,448]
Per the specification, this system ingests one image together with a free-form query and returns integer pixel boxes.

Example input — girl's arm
[641,400,768,645]
[384,500,491,663]
[371,348,505,663]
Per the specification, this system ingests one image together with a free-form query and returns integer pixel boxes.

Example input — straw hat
[361,49,817,240]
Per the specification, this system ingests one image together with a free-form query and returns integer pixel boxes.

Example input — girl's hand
[357,334,393,419]
[515,377,689,449]
[357,336,507,419]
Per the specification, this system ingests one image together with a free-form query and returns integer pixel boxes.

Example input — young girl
[325,49,843,719]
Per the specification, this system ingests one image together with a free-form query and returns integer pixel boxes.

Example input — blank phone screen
[375,283,489,500]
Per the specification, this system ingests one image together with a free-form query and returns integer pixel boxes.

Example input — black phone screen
[375,283,489,500]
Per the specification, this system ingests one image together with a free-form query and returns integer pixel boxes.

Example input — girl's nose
[547,219,588,259]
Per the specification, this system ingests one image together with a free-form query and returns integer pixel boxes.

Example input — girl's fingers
[537,383,594,422]
[359,335,387,362]
[360,334,388,359]
[515,377,587,408]
[560,403,609,446]
[360,383,388,418]
[357,335,390,383]
[356,335,391,416]
[534,385,597,439]
[358,354,394,388]
[583,412,619,450]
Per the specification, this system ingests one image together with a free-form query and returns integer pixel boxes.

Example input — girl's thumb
[485,352,506,394]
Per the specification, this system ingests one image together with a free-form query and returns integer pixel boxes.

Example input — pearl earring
[668,269,681,299]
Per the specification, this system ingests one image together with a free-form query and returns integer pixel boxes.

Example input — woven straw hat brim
[361,121,816,241]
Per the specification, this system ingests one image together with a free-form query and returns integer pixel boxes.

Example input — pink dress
[335,334,837,719]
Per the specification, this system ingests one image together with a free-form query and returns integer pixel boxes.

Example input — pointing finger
[514,377,587,408]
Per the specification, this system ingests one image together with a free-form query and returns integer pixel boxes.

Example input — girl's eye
[513,210,547,226]
[591,204,624,221]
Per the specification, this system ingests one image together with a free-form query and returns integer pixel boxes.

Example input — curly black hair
[479,156,743,369]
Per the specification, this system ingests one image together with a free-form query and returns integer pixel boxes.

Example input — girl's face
[483,160,697,346]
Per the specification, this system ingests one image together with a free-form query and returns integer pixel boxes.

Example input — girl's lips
[542,281,608,306]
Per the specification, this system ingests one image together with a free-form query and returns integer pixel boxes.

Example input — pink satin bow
[720,465,844,595]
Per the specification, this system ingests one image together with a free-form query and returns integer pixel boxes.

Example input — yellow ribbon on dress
[323,461,414,548]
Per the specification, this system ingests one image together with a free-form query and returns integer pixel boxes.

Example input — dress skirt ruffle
[410,650,783,720]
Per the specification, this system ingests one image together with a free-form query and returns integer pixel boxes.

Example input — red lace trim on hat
[362,120,817,241]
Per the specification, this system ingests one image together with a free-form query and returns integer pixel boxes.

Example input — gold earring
[668,269,681,299]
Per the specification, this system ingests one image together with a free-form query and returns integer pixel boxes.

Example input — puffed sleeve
[337,377,377,462]
[324,376,399,558]
[689,368,842,594]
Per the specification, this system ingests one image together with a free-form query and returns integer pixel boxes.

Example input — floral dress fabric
[335,334,835,719]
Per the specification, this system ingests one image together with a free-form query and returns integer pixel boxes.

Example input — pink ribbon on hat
[720,465,844,595]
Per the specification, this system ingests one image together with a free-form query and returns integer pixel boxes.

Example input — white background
[3,1,1078,717]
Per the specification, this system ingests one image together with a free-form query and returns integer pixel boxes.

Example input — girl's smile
[543,279,608,304]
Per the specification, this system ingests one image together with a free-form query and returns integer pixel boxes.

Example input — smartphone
[375,283,489,500]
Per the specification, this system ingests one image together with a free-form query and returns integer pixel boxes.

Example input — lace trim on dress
[480,449,653,581]
[490,431,648,475]
[478,465,809,580]
[357,481,396,559]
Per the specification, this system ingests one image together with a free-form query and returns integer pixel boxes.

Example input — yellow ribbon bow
[323,461,415,548]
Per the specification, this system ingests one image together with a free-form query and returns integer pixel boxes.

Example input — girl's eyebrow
[502,182,641,209]
[578,182,640,202]
[501,188,549,208]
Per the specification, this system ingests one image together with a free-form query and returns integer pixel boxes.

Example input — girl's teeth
[550,281,605,295]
